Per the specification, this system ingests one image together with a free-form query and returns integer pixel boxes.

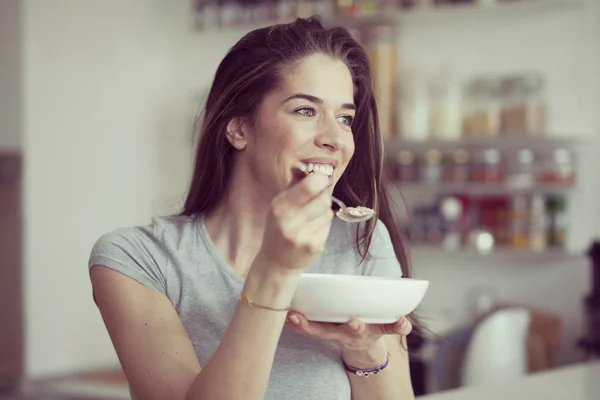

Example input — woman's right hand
[257,172,334,272]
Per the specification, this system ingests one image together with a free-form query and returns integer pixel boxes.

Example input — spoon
[292,166,376,223]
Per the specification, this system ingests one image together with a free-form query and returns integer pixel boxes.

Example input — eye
[295,107,317,117]
[338,115,354,127]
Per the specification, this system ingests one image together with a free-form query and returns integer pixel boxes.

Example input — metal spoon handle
[330,195,346,211]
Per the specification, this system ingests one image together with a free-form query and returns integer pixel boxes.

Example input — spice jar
[419,149,443,183]
[546,195,568,248]
[537,148,576,184]
[505,148,535,188]
[395,150,417,182]
[507,195,530,249]
[471,148,503,182]
[444,148,470,182]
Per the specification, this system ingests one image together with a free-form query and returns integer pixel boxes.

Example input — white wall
[14,0,600,378]
[0,0,22,150]
[22,0,183,377]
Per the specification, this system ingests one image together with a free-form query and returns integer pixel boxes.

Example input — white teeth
[304,163,334,177]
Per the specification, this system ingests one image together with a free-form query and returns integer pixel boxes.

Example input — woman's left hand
[286,312,412,351]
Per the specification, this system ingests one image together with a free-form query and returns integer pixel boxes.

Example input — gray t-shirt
[89,215,402,400]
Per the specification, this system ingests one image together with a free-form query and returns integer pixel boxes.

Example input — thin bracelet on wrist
[342,352,391,378]
[240,293,290,312]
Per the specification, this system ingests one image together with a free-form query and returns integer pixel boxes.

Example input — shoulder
[88,215,199,294]
[91,215,197,258]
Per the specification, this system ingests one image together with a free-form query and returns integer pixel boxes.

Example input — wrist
[340,337,388,369]
[243,257,302,311]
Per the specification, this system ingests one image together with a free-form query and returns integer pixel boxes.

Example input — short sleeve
[360,219,403,279]
[88,225,167,295]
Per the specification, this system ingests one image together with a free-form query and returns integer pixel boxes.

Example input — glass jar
[537,148,576,184]
[419,149,443,183]
[397,67,430,141]
[471,148,503,182]
[463,78,502,137]
[507,195,530,249]
[429,68,463,141]
[444,148,470,183]
[395,150,417,182]
[505,148,535,188]
[500,73,547,136]
[546,195,568,248]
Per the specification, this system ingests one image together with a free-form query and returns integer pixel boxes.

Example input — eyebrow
[282,93,355,111]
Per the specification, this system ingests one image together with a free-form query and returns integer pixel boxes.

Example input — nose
[315,116,344,152]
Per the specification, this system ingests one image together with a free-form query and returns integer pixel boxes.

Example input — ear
[225,117,251,150]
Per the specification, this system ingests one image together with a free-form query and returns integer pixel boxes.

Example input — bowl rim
[299,273,429,285]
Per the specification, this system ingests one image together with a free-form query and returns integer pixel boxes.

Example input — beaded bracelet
[342,353,390,378]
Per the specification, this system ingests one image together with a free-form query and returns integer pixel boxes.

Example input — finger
[278,172,330,209]
[287,313,353,341]
[379,317,412,336]
[293,191,333,224]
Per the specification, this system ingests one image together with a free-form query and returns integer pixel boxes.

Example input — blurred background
[1,0,599,398]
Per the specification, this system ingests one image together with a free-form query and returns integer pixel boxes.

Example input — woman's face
[242,53,356,197]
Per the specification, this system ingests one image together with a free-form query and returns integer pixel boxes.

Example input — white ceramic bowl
[290,273,430,324]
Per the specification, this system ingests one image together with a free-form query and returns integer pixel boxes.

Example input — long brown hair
[181,17,411,279]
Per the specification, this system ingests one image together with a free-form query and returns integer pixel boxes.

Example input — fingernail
[349,321,359,330]
[289,315,300,325]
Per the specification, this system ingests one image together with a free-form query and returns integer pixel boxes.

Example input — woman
[89,17,415,400]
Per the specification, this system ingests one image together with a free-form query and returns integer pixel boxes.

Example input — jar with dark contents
[444,148,470,183]
[471,148,503,182]
[395,150,417,182]
[419,149,444,183]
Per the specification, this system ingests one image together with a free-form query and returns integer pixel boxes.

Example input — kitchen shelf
[392,181,576,197]
[196,0,585,32]
[384,136,582,156]
[392,0,584,27]
[410,244,582,265]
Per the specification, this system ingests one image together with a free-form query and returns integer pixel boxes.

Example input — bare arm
[92,267,297,400]
[342,336,415,400]
[92,261,301,400]
[92,172,333,400]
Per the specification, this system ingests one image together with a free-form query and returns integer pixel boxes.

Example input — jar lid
[396,150,415,165]
[516,149,534,164]
[423,149,443,164]
[554,148,572,164]
[479,148,501,164]
[452,148,470,164]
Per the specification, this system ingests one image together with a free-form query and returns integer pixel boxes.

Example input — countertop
[418,360,600,400]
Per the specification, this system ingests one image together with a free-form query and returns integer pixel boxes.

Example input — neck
[203,163,274,278]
